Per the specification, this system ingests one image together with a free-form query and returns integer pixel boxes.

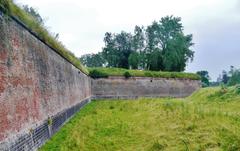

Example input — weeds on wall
[47,117,52,126]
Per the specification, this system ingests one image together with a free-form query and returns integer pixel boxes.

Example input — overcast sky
[16,0,240,80]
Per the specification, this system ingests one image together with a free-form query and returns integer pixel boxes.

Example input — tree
[148,48,163,71]
[102,32,121,67]
[132,26,145,51]
[100,15,194,71]
[229,65,235,77]
[145,23,163,70]
[163,33,194,71]
[102,32,133,68]
[196,71,210,87]
[80,52,105,67]
[23,5,44,24]
[222,70,230,84]
[22,5,60,40]
[228,67,240,86]
[145,16,194,71]
[114,31,133,68]
[132,26,146,69]
[128,52,139,69]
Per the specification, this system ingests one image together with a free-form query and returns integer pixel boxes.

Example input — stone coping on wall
[92,95,182,100]
[104,76,200,80]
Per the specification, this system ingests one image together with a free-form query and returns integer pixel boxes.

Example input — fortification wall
[0,11,201,151]
[0,14,91,150]
[92,76,201,99]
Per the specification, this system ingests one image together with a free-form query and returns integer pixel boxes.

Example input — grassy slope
[88,67,200,80]
[40,86,240,151]
[0,0,88,74]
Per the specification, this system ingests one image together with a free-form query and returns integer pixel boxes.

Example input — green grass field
[40,86,240,151]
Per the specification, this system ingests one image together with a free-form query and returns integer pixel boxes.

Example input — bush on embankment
[0,0,88,74]
[88,67,201,80]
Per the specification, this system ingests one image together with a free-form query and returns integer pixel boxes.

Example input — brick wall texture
[0,15,91,143]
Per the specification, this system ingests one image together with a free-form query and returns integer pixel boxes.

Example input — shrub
[47,117,52,126]
[109,105,115,109]
[89,69,108,79]
[123,71,131,79]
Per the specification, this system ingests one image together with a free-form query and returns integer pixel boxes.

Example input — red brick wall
[0,16,91,142]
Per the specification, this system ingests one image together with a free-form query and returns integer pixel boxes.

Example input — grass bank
[0,0,88,74]
[40,86,240,151]
[88,67,200,80]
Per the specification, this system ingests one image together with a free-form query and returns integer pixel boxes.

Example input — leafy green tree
[132,26,146,69]
[229,65,235,76]
[222,70,230,84]
[23,5,44,24]
[228,68,240,86]
[102,32,133,68]
[163,33,194,71]
[145,16,194,71]
[148,49,163,71]
[115,31,133,68]
[80,52,105,67]
[101,15,194,71]
[196,71,210,87]
[128,52,139,69]
[145,23,163,70]
[132,26,145,51]
[102,32,121,67]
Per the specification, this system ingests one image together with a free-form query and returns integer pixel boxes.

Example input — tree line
[196,66,240,87]
[80,16,194,72]
[217,66,240,86]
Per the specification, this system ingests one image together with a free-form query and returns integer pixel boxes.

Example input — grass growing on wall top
[40,86,240,150]
[88,67,201,80]
[0,0,88,74]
